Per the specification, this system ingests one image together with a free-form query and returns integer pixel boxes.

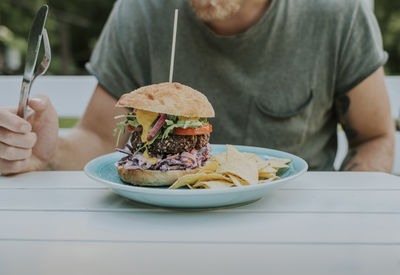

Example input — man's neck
[206,0,271,36]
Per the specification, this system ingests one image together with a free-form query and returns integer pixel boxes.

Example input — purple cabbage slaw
[116,144,212,172]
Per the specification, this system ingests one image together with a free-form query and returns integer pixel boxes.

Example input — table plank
[1,241,399,275]
[0,171,103,188]
[0,171,399,189]
[1,211,399,243]
[1,188,400,213]
[282,172,400,189]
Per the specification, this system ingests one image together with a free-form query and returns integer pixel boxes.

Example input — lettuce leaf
[113,113,140,146]
[114,112,208,146]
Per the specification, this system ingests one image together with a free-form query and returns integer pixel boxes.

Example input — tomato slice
[173,123,212,135]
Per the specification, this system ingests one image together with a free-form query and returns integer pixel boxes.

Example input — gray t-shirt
[86,0,387,170]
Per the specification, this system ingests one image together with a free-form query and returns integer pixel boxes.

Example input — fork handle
[17,79,31,119]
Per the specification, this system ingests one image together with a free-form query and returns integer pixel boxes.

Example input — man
[0,0,395,174]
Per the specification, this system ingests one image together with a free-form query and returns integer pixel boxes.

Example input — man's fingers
[0,129,37,149]
[5,107,17,113]
[28,95,50,113]
[0,110,32,134]
[0,142,32,161]
[0,159,30,175]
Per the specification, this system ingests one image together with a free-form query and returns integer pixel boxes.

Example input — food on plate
[169,145,291,189]
[113,82,215,186]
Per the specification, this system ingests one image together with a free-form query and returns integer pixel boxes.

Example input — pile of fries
[169,145,291,189]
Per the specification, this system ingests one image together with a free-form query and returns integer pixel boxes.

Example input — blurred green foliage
[0,0,113,74]
[375,0,400,74]
[0,0,399,75]
[59,117,79,128]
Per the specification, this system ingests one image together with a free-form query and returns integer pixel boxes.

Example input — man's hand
[336,67,395,172]
[0,95,58,174]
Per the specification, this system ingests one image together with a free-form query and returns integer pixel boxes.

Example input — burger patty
[130,131,210,155]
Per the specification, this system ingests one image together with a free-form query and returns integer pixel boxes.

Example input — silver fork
[32,28,51,82]
[17,28,51,119]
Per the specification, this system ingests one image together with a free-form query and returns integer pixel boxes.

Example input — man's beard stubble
[190,0,243,22]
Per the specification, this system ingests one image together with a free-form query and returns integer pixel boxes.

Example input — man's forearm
[340,133,395,172]
[46,128,117,171]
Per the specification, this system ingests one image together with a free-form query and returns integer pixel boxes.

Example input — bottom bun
[117,165,200,187]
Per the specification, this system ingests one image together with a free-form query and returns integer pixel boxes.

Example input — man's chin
[190,0,242,22]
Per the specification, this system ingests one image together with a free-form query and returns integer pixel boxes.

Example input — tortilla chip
[170,145,291,189]
[212,153,227,165]
[228,174,246,186]
[259,171,277,179]
[242,152,264,166]
[258,164,277,174]
[193,180,234,189]
[216,145,258,185]
[266,158,291,169]
[186,184,194,189]
[169,173,229,189]
[258,176,279,184]
[199,160,219,173]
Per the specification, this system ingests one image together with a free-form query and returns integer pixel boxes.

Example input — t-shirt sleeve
[335,0,388,96]
[85,0,140,99]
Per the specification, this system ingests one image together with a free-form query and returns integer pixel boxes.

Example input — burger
[113,82,215,186]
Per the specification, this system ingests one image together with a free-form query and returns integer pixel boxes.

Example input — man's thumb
[28,94,50,113]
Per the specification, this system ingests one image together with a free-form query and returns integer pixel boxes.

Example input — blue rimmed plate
[84,144,308,209]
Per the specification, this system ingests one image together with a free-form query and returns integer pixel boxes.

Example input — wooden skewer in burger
[114,82,215,186]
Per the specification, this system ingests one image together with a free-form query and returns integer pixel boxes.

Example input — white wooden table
[0,171,399,275]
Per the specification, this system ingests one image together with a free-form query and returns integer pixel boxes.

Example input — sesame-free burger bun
[116,82,215,118]
[116,164,200,186]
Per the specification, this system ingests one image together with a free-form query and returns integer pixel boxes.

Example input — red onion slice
[147,113,167,141]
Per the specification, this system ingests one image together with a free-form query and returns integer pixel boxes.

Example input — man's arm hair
[49,84,130,170]
[335,67,395,172]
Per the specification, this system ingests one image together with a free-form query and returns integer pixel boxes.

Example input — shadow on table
[99,191,264,213]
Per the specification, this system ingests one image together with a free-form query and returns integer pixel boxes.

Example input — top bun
[116,82,215,118]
